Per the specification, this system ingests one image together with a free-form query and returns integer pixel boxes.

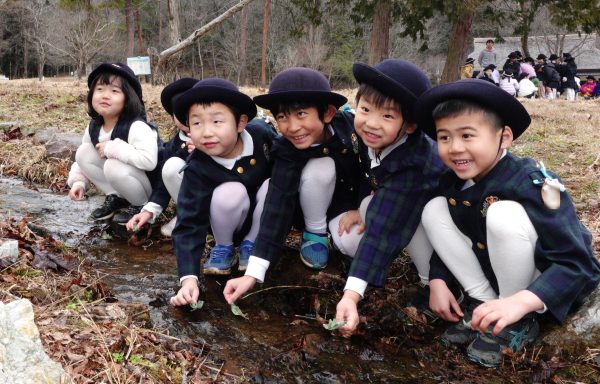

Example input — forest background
[1,0,600,87]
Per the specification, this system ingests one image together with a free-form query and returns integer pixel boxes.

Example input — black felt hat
[88,61,143,101]
[414,78,531,141]
[508,52,518,59]
[173,77,257,126]
[160,77,198,116]
[563,52,574,61]
[254,67,347,111]
[536,54,547,61]
[549,54,559,61]
[465,57,475,65]
[503,69,514,77]
[352,59,431,122]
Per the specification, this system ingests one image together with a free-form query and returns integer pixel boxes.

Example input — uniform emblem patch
[263,143,270,161]
[480,195,499,217]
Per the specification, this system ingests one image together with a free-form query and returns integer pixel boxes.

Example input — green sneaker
[466,314,539,367]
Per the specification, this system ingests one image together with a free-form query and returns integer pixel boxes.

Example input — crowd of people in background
[460,39,600,100]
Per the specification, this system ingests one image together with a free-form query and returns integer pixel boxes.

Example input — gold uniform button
[462,201,471,207]
[448,198,457,206]
[237,166,244,174]
[323,147,329,155]
[476,242,486,250]
[250,158,257,166]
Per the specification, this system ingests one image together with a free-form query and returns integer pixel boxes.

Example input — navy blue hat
[352,59,431,122]
[415,79,531,140]
[253,67,347,111]
[465,57,475,65]
[549,54,559,61]
[508,52,518,59]
[160,77,198,116]
[173,78,256,126]
[88,61,142,101]
[537,54,547,60]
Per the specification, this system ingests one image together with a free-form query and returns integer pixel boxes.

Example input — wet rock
[0,238,19,268]
[0,299,71,383]
[541,286,600,354]
[33,127,81,160]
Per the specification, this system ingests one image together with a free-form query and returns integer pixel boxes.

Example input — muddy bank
[2,177,599,383]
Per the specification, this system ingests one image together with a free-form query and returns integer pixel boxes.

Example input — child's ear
[405,122,417,134]
[500,126,514,149]
[323,105,337,124]
[237,114,249,133]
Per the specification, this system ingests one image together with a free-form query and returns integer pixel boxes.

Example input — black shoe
[112,205,143,225]
[90,195,130,220]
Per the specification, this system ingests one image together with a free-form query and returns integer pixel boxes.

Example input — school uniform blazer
[172,122,276,279]
[252,111,371,264]
[348,131,445,287]
[147,133,189,209]
[429,152,600,323]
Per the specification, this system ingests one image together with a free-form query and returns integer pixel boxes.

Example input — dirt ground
[1,78,599,383]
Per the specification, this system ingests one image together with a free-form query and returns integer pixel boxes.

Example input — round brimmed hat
[503,69,514,77]
[483,64,496,72]
[414,78,531,141]
[352,59,431,121]
[587,75,596,81]
[88,61,142,101]
[508,52,518,59]
[549,54,559,61]
[254,67,347,111]
[160,77,198,116]
[465,57,475,65]
[563,52,574,61]
[173,78,257,125]
[536,54,547,60]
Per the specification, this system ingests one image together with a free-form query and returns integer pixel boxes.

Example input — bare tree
[125,0,134,56]
[368,0,391,65]
[148,0,256,84]
[260,0,270,87]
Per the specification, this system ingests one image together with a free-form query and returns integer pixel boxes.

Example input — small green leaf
[133,223,139,232]
[323,319,346,331]
[230,303,248,319]
[190,301,204,311]
[101,231,113,240]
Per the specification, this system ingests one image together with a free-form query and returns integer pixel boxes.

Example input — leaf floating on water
[190,301,204,312]
[101,231,113,240]
[231,303,248,319]
[323,318,345,331]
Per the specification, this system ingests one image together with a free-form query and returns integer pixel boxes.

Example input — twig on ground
[241,285,328,300]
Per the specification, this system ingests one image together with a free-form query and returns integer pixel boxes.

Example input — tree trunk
[23,37,28,78]
[149,0,255,84]
[37,46,45,81]
[135,5,144,55]
[167,0,180,46]
[441,7,475,84]
[368,0,391,65]
[197,40,204,79]
[239,5,248,86]
[125,0,135,57]
[260,0,271,87]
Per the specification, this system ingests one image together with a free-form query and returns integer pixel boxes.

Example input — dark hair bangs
[274,101,327,121]
[432,99,503,130]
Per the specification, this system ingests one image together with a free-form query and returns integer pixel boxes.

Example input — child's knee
[75,143,99,165]
[421,196,449,228]
[162,157,185,184]
[486,201,535,238]
[212,182,249,212]
[103,159,129,183]
[301,157,336,185]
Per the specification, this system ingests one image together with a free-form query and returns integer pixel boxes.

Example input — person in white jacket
[67,62,158,222]
[517,73,537,99]
[498,70,519,97]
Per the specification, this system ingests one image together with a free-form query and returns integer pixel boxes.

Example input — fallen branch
[241,285,328,300]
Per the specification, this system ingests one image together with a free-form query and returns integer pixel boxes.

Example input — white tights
[210,179,269,245]
[329,195,434,284]
[421,197,540,301]
[75,143,151,205]
[299,157,336,234]
[161,157,185,203]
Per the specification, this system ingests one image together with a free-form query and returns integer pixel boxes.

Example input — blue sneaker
[299,231,329,270]
[238,240,254,272]
[203,244,236,275]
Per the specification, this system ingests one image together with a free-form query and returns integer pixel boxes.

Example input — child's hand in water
[170,278,200,306]
[68,184,86,201]
[338,210,365,235]
[126,210,152,232]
